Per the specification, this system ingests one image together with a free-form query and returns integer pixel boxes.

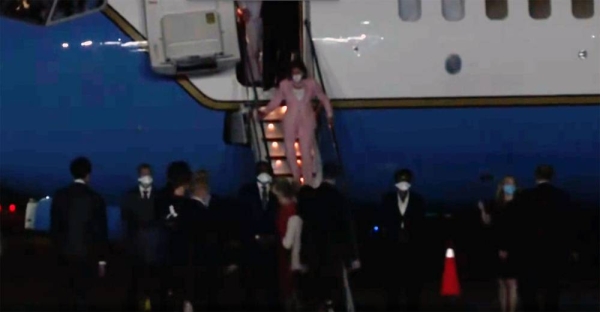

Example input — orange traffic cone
[441,247,461,297]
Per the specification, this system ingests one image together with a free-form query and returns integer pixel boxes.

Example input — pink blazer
[263,79,333,128]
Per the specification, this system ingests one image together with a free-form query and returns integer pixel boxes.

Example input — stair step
[265,139,309,157]
[260,105,287,121]
[271,158,312,176]
[261,121,284,139]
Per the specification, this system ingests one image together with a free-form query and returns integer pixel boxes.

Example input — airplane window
[0,0,54,25]
[485,0,508,20]
[442,0,465,22]
[398,0,421,22]
[572,0,594,19]
[528,0,551,20]
[50,0,106,24]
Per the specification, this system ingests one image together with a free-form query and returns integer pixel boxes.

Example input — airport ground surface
[2,219,598,312]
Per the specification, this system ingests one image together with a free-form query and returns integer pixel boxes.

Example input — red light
[0,204,2,212]
[9,204,16,213]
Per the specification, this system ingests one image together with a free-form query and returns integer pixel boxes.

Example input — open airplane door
[144,0,239,76]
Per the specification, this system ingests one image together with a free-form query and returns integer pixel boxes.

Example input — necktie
[143,190,149,199]
[261,185,268,210]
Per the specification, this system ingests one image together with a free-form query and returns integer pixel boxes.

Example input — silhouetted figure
[302,163,360,311]
[237,161,280,311]
[379,168,426,311]
[121,163,161,310]
[50,157,108,311]
[512,165,576,311]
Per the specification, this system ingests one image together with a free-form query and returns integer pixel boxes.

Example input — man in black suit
[50,156,108,311]
[154,161,195,312]
[511,165,574,311]
[303,163,360,311]
[237,161,279,311]
[121,163,160,310]
[379,168,426,311]
[188,169,235,310]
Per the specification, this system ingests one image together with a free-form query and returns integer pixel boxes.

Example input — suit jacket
[189,195,230,266]
[236,182,278,265]
[302,182,357,269]
[379,190,426,249]
[121,186,158,261]
[154,188,196,266]
[50,182,108,260]
[263,79,333,129]
[511,183,572,264]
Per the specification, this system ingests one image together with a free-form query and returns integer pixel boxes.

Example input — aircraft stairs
[225,17,341,186]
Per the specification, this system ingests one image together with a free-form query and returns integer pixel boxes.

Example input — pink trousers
[283,115,315,186]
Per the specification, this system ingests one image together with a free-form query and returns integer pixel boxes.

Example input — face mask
[292,74,303,83]
[503,184,516,195]
[257,172,272,184]
[138,175,153,188]
[395,181,411,192]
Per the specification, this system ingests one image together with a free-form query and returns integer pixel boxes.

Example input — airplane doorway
[235,1,301,91]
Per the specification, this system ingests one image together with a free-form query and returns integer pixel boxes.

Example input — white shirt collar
[191,195,211,207]
[139,186,152,196]
[74,179,86,184]
[397,192,410,228]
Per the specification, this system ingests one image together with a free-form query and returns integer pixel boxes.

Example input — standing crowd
[50,156,579,312]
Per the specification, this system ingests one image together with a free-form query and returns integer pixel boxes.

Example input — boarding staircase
[232,18,341,186]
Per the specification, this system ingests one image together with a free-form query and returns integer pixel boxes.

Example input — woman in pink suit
[260,60,333,186]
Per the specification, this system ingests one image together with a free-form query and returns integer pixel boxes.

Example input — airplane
[0,0,599,236]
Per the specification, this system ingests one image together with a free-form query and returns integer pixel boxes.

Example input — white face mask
[395,181,411,192]
[257,172,272,184]
[138,175,153,188]
[292,74,303,83]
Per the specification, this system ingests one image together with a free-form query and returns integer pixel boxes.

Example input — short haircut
[70,156,92,180]
[322,162,341,180]
[394,168,413,183]
[273,178,296,199]
[166,161,193,188]
[289,58,308,78]
[255,161,272,175]
[191,169,210,191]
[535,164,554,181]
[137,163,152,175]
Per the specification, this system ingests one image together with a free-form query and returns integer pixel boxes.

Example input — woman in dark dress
[478,176,519,312]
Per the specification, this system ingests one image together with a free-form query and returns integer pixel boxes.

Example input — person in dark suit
[154,161,195,312]
[379,168,426,311]
[237,161,280,311]
[302,163,360,311]
[511,165,575,311]
[121,163,160,310]
[50,156,108,311]
[188,169,234,310]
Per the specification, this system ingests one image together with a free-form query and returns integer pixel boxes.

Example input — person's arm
[261,83,285,117]
[94,194,109,261]
[49,191,63,246]
[313,79,333,119]
[282,215,300,249]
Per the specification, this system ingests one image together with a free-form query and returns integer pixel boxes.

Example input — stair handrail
[235,1,271,163]
[304,19,342,167]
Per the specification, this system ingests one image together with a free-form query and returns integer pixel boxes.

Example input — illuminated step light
[281,106,287,113]
[275,160,282,167]
[297,159,302,165]
[267,123,275,130]
[294,142,299,149]
[271,142,278,148]
[300,177,304,184]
